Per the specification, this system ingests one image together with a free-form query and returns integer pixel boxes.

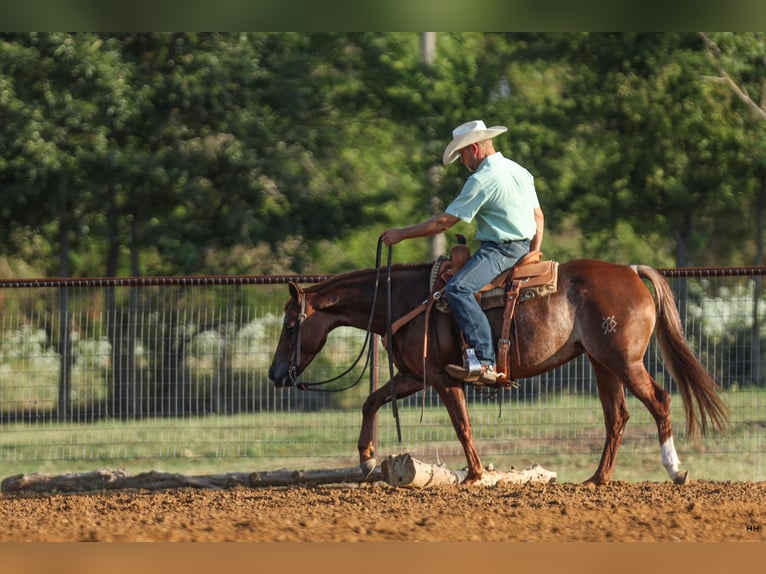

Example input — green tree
[697,32,766,266]
[0,33,132,275]
[531,33,750,267]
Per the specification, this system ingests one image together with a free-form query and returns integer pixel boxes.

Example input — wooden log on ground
[0,455,553,494]
[1,465,385,494]
[380,453,556,487]
[0,469,256,494]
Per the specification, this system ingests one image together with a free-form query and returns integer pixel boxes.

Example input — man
[380,120,544,385]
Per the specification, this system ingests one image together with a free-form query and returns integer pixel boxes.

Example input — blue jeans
[445,240,530,365]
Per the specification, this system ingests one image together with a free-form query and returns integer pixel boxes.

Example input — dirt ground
[0,479,764,542]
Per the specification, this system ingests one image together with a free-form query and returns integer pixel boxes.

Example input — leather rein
[287,239,401,441]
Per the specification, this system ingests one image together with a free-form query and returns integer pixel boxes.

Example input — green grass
[1,389,764,484]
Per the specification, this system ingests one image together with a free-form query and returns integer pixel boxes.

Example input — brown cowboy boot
[446,363,508,386]
[445,347,483,381]
[445,346,509,386]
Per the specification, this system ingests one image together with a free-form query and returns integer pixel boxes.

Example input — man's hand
[380,228,404,246]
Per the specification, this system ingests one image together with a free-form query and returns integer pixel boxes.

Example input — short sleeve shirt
[445,152,540,244]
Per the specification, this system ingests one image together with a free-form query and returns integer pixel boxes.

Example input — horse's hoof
[673,470,689,485]
[460,473,483,486]
[360,458,377,480]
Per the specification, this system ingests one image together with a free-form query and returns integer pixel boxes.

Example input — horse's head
[268,281,330,387]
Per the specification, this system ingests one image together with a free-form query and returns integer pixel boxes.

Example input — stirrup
[445,348,483,381]
[462,348,483,381]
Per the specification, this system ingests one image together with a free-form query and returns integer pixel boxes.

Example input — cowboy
[380,120,544,385]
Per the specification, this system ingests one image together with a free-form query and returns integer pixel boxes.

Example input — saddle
[429,243,558,383]
[431,245,558,309]
[387,242,558,385]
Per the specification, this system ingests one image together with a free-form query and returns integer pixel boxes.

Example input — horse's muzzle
[268,361,294,388]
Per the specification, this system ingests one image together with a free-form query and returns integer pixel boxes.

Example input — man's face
[459,143,479,172]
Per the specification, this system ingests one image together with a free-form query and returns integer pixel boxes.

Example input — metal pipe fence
[0,267,764,482]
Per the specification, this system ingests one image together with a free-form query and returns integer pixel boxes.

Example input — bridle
[285,239,401,441]
[287,281,374,393]
[286,287,309,386]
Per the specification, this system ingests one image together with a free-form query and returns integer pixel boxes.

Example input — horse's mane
[305,262,432,293]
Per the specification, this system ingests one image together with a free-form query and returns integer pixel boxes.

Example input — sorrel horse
[268,258,729,485]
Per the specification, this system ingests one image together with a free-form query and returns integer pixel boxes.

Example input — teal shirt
[445,152,539,243]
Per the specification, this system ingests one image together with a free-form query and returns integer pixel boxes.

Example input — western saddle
[389,242,558,386]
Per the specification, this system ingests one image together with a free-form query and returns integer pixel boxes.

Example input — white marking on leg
[661,437,681,479]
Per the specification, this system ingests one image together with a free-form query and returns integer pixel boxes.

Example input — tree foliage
[2,32,766,277]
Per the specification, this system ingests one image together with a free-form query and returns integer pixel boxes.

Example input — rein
[291,282,374,393]
[291,239,402,442]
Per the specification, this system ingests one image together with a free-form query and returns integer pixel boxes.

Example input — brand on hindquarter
[601,315,617,335]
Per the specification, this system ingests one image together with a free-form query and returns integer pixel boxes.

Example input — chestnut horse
[268,258,729,485]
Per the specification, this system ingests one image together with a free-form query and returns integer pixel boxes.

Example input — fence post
[56,286,73,420]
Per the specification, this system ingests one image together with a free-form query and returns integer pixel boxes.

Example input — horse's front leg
[358,372,424,478]
[432,377,484,485]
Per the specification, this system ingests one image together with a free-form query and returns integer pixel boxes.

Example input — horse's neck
[312,265,430,332]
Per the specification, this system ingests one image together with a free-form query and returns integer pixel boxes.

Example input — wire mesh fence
[0,268,764,482]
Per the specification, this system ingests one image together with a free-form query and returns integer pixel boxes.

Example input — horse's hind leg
[622,363,688,484]
[358,372,423,477]
[586,361,631,485]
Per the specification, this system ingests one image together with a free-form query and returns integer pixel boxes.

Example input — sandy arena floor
[1,480,764,542]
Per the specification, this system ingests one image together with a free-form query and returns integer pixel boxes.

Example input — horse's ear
[288,281,301,300]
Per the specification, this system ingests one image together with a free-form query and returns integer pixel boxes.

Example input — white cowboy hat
[442,120,508,165]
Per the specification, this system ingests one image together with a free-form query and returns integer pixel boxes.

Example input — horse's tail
[634,265,730,439]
